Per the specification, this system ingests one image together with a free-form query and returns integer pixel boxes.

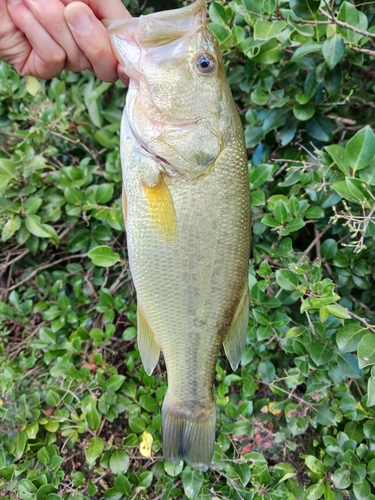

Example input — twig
[0,249,29,271]
[319,7,375,39]
[349,310,375,334]
[3,254,86,292]
[352,46,375,57]
[297,225,331,265]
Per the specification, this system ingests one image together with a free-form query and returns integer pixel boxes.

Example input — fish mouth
[105,0,206,47]
[105,0,207,74]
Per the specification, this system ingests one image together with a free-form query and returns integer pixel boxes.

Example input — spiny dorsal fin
[223,284,249,371]
[137,303,161,375]
[143,176,177,241]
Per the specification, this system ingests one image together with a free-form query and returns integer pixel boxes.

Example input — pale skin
[0,0,131,82]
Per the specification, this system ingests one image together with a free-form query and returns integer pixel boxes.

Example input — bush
[0,0,375,499]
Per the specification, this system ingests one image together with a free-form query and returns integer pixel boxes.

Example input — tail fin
[162,394,216,471]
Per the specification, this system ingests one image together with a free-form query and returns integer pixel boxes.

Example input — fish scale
[106,0,250,470]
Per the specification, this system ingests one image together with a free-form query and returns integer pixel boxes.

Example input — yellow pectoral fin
[223,284,249,371]
[137,303,161,375]
[143,176,177,241]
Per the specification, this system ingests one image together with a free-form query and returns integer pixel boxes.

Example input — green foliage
[1,0,375,498]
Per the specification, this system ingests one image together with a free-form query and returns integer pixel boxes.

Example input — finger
[21,0,91,72]
[61,0,131,19]
[117,64,129,87]
[7,0,67,78]
[64,2,123,82]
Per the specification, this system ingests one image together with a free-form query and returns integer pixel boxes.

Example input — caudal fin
[162,394,216,471]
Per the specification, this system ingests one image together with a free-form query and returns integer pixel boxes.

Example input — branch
[297,224,331,265]
[349,310,375,334]
[319,7,375,39]
[352,46,375,57]
[3,254,86,292]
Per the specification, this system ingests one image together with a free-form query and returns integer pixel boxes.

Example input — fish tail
[162,393,216,471]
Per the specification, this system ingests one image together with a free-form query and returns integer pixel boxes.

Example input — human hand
[2,0,130,82]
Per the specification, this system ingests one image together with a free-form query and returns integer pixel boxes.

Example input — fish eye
[196,53,215,74]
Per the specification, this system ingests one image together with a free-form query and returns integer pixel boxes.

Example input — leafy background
[1,0,375,498]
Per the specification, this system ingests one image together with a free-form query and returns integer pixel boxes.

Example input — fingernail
[67,10,92,33]
[7,0,23,6]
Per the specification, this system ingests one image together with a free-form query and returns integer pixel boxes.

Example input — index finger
[61,0,131,19]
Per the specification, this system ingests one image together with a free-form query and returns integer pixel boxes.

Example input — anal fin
[137,303,161,375]
[143,175,177,241]
[223,283,249,371]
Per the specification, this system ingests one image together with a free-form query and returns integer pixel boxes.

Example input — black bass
[106,0,250,470]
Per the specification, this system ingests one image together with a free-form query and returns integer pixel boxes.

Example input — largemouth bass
[106,0,250,471]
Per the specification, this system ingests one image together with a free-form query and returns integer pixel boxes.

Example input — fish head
[106,1,232,178]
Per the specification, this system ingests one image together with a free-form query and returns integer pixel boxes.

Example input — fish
[105,0,250,471]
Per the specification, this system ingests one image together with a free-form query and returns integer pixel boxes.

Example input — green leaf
[258,360,275,382]
[0,159,18,189]
[64,186,83,205]
[8,431,27,459]
[304,456,327,476]
[86,404,101,432]
[2,216,21,242]
[331,178,372,205]
[209,23,231,45]
[336,324,366,352]
[254,21,286,40]
[332,468,351,489]
[337,353,361,379]
[85,437,104,467]
[290,0,320,18]
[325,304,351,319]
[36,485,57,500]
[353,479,371,500]
[254,40,283,65]
[25,214,51,238]
[293,103,315,121]
[346,126,375,171]
[97,183,114,204]
[274,200,290,224]
[314,405,336,426]
[106,375,125,393]
[321,239,338,260]
[338,1,368,43]
[208,2,227,25]
[367,376,375,406]
[358,334,375,368]
[114,474,132,495]
[182,467,204,500]
[26,76,42,96]
[275,269,298,291]
[325,144,350,174]
[129,417,146,433]
[363,420,375,439]
[322,35,345,69]
[165,460,184,477]
[249,163,273,188]
[88,245,121,267]
[109,450,129,474]
[310,340,334,366]
[306,114,332,142]
[291,42,323,60]
[250,88,269,105]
